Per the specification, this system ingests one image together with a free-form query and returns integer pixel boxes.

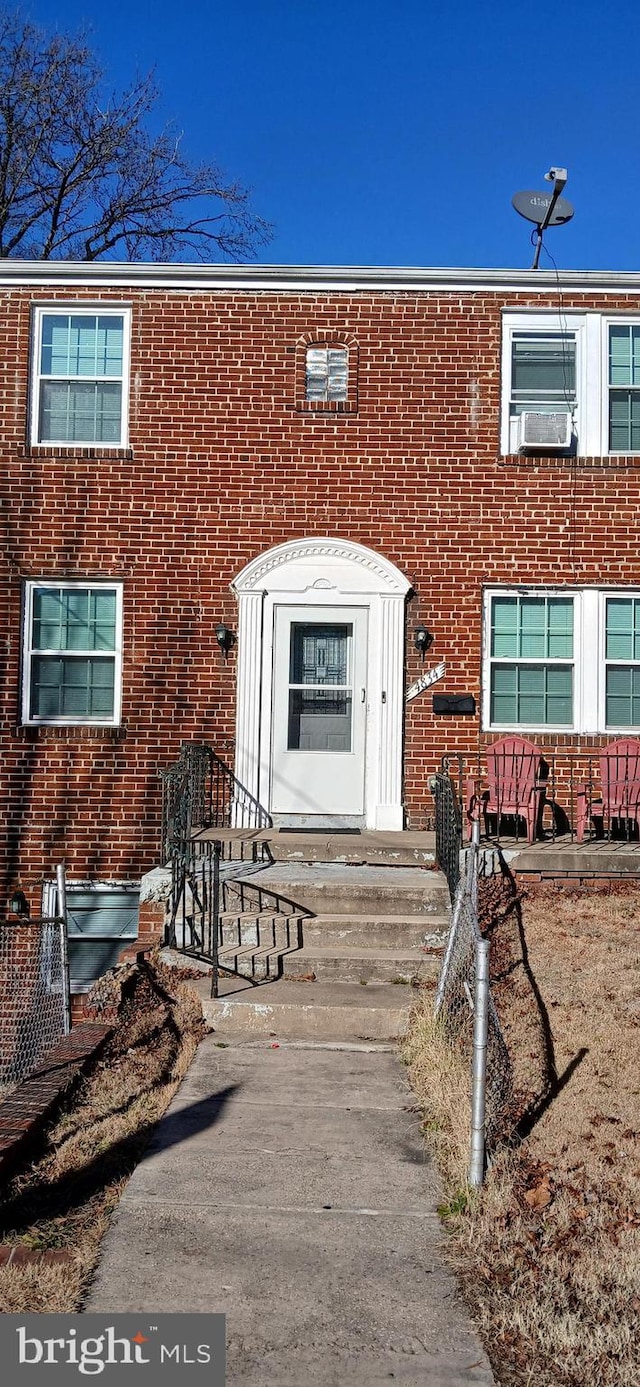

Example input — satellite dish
[512,190,574,227]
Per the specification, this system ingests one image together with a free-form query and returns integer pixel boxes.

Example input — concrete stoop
[193,833,450,1044]
[196,977,417,1042]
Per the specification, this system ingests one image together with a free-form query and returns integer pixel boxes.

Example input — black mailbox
[432,694,476,716]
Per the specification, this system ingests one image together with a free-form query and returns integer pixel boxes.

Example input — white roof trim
[3,259,640,294]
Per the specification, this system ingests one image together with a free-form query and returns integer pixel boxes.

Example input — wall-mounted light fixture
[215,624,236,662]
[8,889,29,918]
[414,625,434,662]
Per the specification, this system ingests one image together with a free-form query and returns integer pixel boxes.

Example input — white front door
[270,605,368,822]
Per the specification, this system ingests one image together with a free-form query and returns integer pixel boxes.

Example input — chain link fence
[434,840,513,1182]
[0,880,70,1101]
[430,769,512,1184]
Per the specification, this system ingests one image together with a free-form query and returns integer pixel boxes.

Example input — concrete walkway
[86,1037,494,1386]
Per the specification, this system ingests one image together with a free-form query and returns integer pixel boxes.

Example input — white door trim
[270,605,368,822]
[232,538,411,830]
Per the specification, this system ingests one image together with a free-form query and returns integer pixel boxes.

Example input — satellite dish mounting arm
[531,167,568,269]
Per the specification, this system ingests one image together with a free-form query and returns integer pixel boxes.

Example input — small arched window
[294,334,358,413]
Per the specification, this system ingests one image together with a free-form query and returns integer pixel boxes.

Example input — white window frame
[483,587,640,733]
[501,311,592,455]
[599,590,640,731]
[30,304,131,448]
[22,580,124,727]
[483,587,581,734]
[502,310,640,457]
[601,316,640,456]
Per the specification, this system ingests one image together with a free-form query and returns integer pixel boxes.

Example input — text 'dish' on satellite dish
[512,190,574,226]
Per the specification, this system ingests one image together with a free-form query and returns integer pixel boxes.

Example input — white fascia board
[5,260,640,294]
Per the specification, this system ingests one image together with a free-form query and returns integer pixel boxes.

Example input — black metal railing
[165,835,308,998]
[161,743,280,997]
[429,761,463,901]
[166,836,222,997]
[210,752,272,831]
[159,743,272,859]
[160,743,272,864]
[160,742,213,864]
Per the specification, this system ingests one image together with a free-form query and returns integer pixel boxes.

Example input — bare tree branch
[0,9,273,261]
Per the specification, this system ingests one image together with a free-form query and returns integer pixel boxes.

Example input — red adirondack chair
[576,738,640,842]
[466,735,546,843]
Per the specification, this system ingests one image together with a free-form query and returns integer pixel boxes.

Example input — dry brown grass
[404,882,640,1387]
[0,955,204,1313]
[401,996,472,1196]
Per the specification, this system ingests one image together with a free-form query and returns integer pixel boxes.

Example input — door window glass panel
[290,624,349,684]
[287,623,353,750]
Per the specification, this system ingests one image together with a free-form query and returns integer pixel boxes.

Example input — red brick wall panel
[3,281,640,881]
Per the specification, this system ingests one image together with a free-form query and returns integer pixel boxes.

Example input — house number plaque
[406,661,446,702]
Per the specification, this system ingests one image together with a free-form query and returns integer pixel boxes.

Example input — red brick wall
[3,280,640,889]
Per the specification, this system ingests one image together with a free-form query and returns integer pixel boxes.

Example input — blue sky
[20,0,640,269]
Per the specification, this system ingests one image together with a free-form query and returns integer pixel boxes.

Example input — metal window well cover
[65,888,139,988]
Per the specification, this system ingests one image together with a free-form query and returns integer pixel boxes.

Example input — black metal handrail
[160,742,272,865]
[166,836,222,998]
[210,752,273,832]
[160,742,213,865]
[429,762,463,902]
[161,743,275,998]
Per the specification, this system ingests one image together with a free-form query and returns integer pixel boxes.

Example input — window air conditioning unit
[518,411,573,453]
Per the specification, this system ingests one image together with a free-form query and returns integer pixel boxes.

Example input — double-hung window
[489,594,574,728]
[608,324,640,452]
[502,313,583,454]
[510,332,577,414]
[31,308,130,446]
[503,311,640,456]
[604,597,640,727]
[22,582,123,725]
[485,588,640,733]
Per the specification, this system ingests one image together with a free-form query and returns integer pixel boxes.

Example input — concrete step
[234,863,450,917]
[264,830,436,866]
[218,939,302,982]
[196,977,417,1042]
[197,828,436,867]
[282,946,440,984]
[219,913,305,949]
[301,912,450,950]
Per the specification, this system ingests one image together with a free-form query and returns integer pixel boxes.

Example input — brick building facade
[3,260,640,958]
